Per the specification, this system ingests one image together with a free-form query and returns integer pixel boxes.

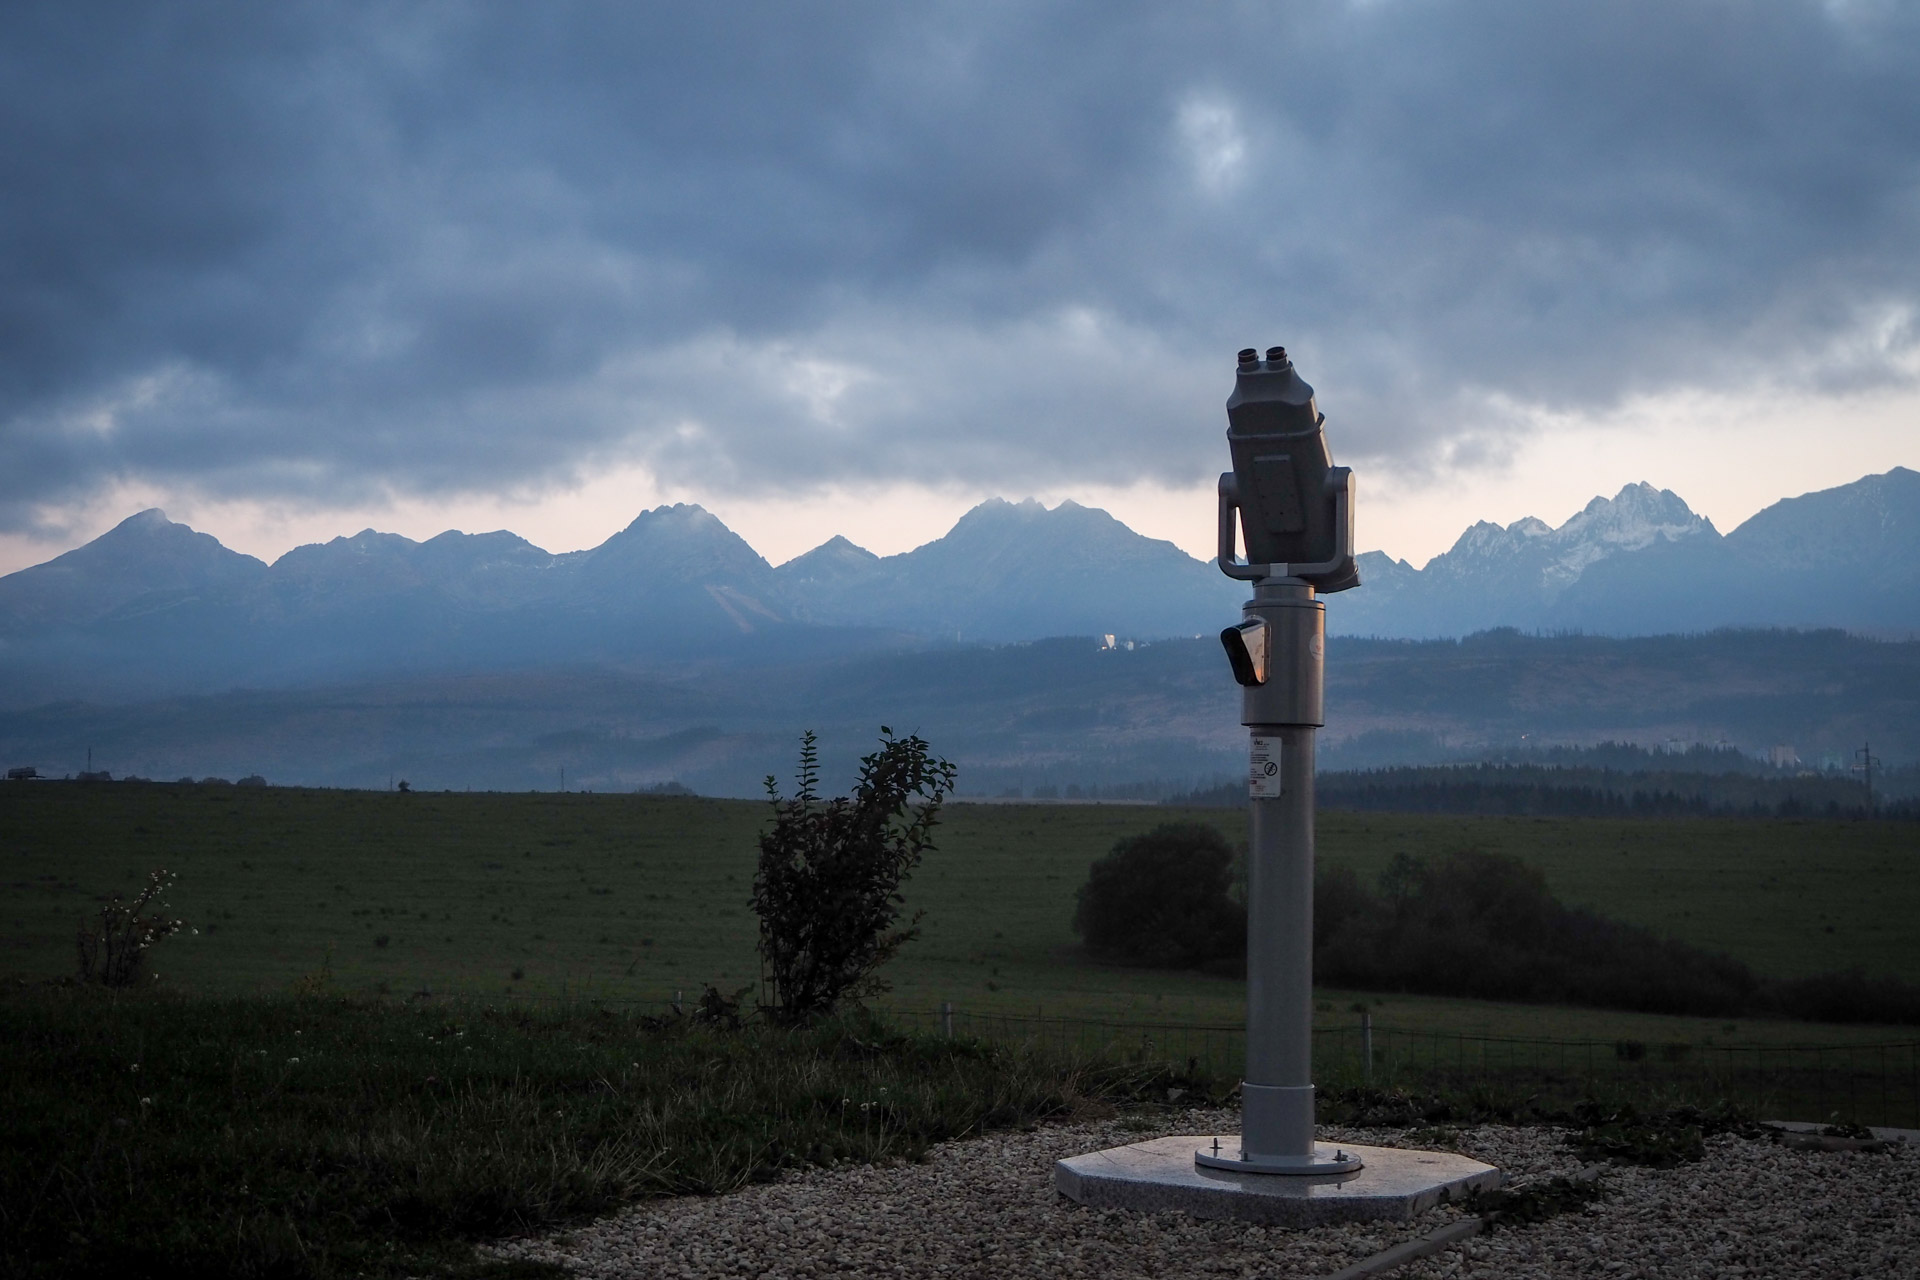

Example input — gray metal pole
[1243,719,1316,1160]
[1241,577,1320,1166]
[1198,576,1357,1175]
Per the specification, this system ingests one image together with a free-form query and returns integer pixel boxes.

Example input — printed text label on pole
[1249,736,1283,798]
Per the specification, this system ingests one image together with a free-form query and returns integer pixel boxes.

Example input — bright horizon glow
[0,382,1912,579]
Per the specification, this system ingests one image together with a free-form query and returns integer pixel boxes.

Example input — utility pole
[1853,742,1881,814]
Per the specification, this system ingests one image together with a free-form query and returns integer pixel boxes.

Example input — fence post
[1850,1045,1859,1123]
[941,1000,954,1040]
[1361,1011,1373,1085]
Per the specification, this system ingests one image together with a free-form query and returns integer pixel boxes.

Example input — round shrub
[1072,822,1243,969]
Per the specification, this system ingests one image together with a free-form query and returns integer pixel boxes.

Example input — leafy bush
[1312,863,1373,951]
[75,869,188,987]
[1772,967,1920,1024]
[1312,849,1760,1016]
[752,728,956,1023]
[1072,823,1245,969]
[1312,849,1920,1024]
[1074,832,1920,1023]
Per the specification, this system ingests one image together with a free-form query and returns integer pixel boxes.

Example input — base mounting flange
[1195,1140,1363,1176]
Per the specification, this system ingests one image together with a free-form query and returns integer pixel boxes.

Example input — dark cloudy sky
[3,1,1916,572]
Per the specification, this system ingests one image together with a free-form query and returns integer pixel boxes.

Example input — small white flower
[140,1097,152,1106]
[129,1063,140,1073]
[288,1057,300,1064]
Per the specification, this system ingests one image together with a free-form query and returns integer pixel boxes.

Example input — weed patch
[1564,1101,1763,1168]
[1471,1170,1607,1232]
[1318,1083,1767,1166]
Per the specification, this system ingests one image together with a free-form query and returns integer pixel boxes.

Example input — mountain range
[1346,468,1920,637]
[0,467,1914,709]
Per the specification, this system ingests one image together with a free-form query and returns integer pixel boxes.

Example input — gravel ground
[488,1112,1917,1279]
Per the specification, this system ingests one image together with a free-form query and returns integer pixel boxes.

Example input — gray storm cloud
[2,0,1917,530]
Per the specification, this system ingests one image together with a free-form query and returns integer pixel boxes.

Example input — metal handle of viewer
[1217,473,1265,581]
[1216,468,1355,583]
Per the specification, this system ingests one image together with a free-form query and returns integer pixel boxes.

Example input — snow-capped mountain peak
[1537,483,1714,588]
[1425,483,1714,596]
[1558,483,1713,549]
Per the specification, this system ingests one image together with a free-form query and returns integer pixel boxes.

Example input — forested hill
[1176,759,1917,818]
[2,627,1913,797]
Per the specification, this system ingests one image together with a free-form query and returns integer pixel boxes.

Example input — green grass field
[9,781,1917,1278]
[1,989,1188,1280]
[4,782,1917,1048]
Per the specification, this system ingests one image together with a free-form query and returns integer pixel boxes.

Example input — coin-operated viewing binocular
[1217,346,1359,591]
[1218,346,1359,692]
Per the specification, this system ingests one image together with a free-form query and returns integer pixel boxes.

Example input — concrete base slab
[1055,1137,1500,1227]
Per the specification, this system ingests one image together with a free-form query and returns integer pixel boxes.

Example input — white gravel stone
[486,1112,1918,1279]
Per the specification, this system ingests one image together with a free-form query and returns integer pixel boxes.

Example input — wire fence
[887,1006,1920,1129]
[428,988,1920,1128]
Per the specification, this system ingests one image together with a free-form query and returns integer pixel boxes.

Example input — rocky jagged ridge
[1336,468,1917,637]
[0,468,1912,703]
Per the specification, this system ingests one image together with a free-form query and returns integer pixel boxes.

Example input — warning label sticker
[1249,736,1283,798]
